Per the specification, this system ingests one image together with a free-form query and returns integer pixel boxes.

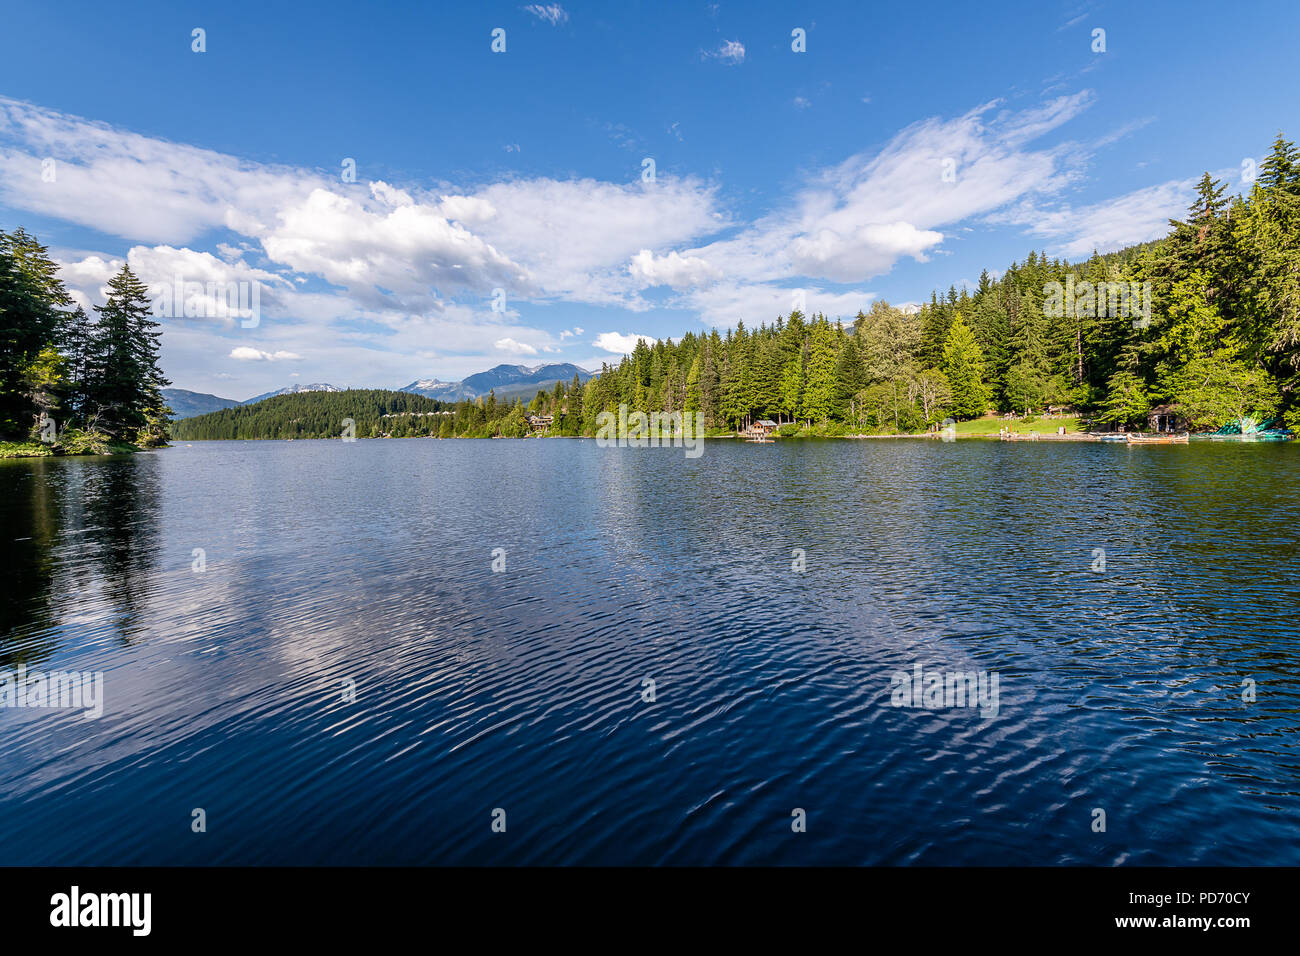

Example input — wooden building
[1146,404,1184,433]
[526,414,554,436]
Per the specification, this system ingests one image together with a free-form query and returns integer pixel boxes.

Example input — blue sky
[1,0,1297,399]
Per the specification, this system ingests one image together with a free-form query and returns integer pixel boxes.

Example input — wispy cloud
[988,176,1202,258]
[523,4,568,26]
[1057,3,1094,32]
[704,39,745,64]
[642,91,1096,295]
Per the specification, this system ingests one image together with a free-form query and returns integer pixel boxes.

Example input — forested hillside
[172,390,451,440]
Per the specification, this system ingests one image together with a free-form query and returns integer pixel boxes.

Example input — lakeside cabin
[526,414,554,436]
[1146,403,1185,433]
[743,420,779,442]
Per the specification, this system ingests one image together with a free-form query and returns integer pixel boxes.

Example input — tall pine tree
[89,265,171,441]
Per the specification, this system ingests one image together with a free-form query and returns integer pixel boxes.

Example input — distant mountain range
[161,388,241,419]
[162,383,345,419]
[163,364,594,419]
[399,363,593,403]
[242,382,347,405]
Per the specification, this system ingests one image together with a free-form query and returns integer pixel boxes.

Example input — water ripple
[0,439,1297,864]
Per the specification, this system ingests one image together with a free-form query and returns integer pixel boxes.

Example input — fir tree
[801,318,838,424]
[942,314,991,419]
[89,265,171,441]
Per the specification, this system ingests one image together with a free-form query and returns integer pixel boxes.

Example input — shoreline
[158,431,1286,444]
[0,440,146,460]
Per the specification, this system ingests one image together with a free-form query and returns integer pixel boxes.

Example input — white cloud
[989,176,1197,258]
[58,245,296,327]
[628,248,722,289]
[705,40,745,64]
[55,253,123,311]
[463,176,725,306]
[0,97,319,244]
[494,337,539,355]
[0,98,728,318]
[774,93,1091,280]
[230,347,301,361]
[649,92,1094,289]
[593,331,654,354]
[216,242,252,260]
[787,222,942,283]
[262,184,533,310]
[685,283,874,327]
[129,245,291,321]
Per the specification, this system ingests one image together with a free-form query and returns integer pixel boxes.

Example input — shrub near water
[55,428,124,456]
[0,441,53,458]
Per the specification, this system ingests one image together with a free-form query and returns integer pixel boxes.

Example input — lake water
[1,438,1298,865]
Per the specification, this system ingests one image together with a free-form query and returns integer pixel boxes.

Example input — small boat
[1126,432,1189,444]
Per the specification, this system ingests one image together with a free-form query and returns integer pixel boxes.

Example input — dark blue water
[1,438,1298,865]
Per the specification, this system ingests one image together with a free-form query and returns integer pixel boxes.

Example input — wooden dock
[999,431,1097,441]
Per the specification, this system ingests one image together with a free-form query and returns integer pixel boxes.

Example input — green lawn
[953,416,1082,436]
